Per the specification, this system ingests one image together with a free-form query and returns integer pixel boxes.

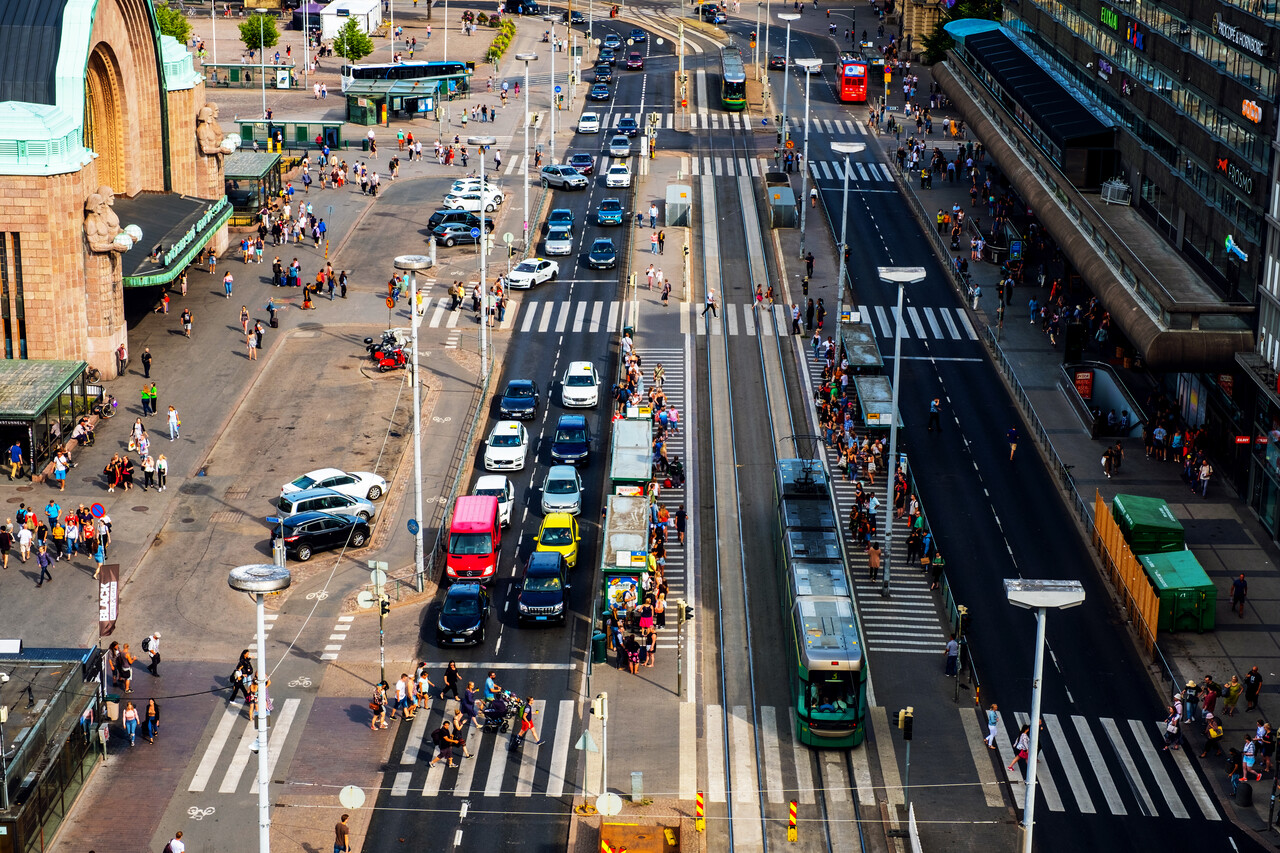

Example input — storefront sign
[1074,370,1094,400]
[1125,20,1145,50]
[1217,157,1256,195]
[98,562,119,637]
[163,198,230,266]
[1225,235,1249,262]
[1097,57,1114,79]
[1100,6,1119,30]
[1213,13,1270,57]
[1237,435,1253,444]
[1243,99,1263,123]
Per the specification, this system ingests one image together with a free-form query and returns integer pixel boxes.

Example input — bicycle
[93,395,118,419]
[86,365,102,384]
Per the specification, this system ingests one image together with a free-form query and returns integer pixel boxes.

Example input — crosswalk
[571,110,874,134]
[681,301,979,342]
[641,347,689,654]
[188,698,304,795]
[675,154,897,181]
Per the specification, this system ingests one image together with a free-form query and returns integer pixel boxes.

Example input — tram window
[804,674,854,714]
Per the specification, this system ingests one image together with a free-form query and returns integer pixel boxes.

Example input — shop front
[0,361,97,480]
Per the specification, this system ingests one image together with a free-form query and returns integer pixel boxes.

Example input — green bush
[485,19,517,63]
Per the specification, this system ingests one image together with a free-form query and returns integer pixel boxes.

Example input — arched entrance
[84,44,125,193]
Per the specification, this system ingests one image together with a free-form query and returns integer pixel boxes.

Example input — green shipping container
[1138,550,1216,633]
[1111,494,1185,555]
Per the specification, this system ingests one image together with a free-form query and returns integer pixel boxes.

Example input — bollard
[695,790,705,831]
[788,800,798,842]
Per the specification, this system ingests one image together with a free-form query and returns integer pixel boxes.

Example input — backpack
[431,727,448,748]
[142,636,153,654]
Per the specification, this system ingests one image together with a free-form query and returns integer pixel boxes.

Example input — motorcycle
[364,329,411,372]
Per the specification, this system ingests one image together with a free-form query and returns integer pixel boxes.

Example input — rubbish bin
[1237,780,1253,807]
[362,138,370,152]
[105,693,121,721]
[592,632,608,665]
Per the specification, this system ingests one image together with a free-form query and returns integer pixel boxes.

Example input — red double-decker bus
[837,52,869,103]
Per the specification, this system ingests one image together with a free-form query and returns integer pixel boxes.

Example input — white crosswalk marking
[922,306,943,338]
[1014,712,1064,812]
[706,703,727,802]
[545,699,575,798]
[760,706,785,803]
[515,699,547,796]
[906,306,926,338]
[453,723,482,796]
[1128,719,1188,819]
[1159,723,1220,820]
[572,301,586,333]
[1071,714,1126,815]
[873,305,893,337]
[219,716,260,793]
[250,698,301,793]
[726,303,738,336]
[482,726,508,796]
[606,300,620,333]
[856,162,870,181]
[589,301,603,332]
[555,302,570,333]
[1044,714,1095,814]
[391,771,412,797]
[538,303,553,333]
[890,306,911,338]
[189,705,241,792]
[1100,717,1157,816]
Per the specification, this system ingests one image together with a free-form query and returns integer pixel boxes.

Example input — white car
[449,177,498,194]
[473,474,515,527]
[797,59,823,74]
[507,258,560,289]
[561,361,600,407]
[282,467,387,501]
[605,163,632,188]
[483,421,529,471]
[541,465,584,516]
[608,135,631,158]
[442,187,504,212]
[545,228,574,256]
[578,112,602,133]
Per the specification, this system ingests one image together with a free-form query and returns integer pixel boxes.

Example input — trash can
[362,138,370,152]
[592,632,608,665]
[105,693,121,721]
[1237,780,1253,807]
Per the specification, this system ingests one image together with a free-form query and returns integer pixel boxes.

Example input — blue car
[587,238,618,269]
[629,28,647,43]
[548,208,575,231]
[499,379,540,419]
[596,198,625,226]
[550,414,592,464]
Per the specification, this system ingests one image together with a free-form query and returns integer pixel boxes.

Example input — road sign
[574,731,599,752]
[338,786,366,809]
[596,792,623,816]
[470,227,481,239]
[407,518,420,535]
[1009,239,1023,261]
[369,568,388,589]
[785,139,795,149]
[503,231,515,244]
[91,503,106,518]
[555,85,562,93]
[357,590,376,610]
[385,296,395,309]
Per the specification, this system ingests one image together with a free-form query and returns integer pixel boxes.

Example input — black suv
[427,210,495,232]
[499,379,540,419]
[516,552,571,624]
[279,511,370,562]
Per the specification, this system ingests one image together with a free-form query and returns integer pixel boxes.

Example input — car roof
[600,197,622,205]
[525,550,565,573]
[474,474,511,490]
[619,116,637,123]
[545,463,579,479]
[283,510,358,528]
[566,360,595,373]
[542,512,576,526]
[592,238,614,246]
[608,163,629,171]
[490,420,524,436]
[301,467,346,479]
[446,582,484,596]
[507,378,535,388]
[556,414,587,427]
[282,486,357,502]
[550,208,572,216]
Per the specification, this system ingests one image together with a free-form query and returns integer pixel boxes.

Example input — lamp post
[228,564,293,853]
[394,255,432,591]
[468,135,498,378]
[875,266,926,598]
[544,16,559,162]
[516,53,538,252]
[777,13,798,147]
[754,2,763,76]
[444,0,450,61]
[795,58,820,260]
[1004,579,1086,853]
[760,0,772,99]
[260,14,267,118]
[831,142,865,348]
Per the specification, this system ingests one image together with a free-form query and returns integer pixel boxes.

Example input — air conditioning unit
[1101,178,1132,205]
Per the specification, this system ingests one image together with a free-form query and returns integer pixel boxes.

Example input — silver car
[608,135,631,158]
[541,465,584,515]
[545,227,574,256]
[271,487,378,523]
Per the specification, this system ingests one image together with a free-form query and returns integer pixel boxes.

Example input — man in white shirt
[167,831,185,853]
[145,632,161,677]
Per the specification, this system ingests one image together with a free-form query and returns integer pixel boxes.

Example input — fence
[1091,491,1161,655]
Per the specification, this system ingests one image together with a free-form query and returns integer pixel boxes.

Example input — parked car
[433,222,483,247]
[271,487,377,523]
[427,210,493,231]
[436,583,491,645]
[282,467,386,501]
[540,165,589,189]
[472,474,515,527]
[278,511,371,562]
[443,187,503,212]
[516,552,571,625]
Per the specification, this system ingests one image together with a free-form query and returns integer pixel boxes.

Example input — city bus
[340,60,472,92]
[720,47,746,111]
[837,51,868,103]
[775,458,868,747]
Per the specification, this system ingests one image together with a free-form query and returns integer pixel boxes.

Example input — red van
[444,495,501,582]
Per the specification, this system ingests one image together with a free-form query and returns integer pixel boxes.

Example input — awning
[224,151,281,181]
[0,359,87,424]
[112,193,232,288]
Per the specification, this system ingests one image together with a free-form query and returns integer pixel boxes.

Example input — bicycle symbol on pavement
[305,590,330,601]
[288,676,313,688]
[188,806,216,821]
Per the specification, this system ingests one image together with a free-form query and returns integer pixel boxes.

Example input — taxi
[561,360,600,407]
[536,512,581,568]
[483,421,530,471]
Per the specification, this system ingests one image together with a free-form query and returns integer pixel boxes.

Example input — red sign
[98,563,119,637]
[1073,370,1094,400]
[1236,435,1252,444]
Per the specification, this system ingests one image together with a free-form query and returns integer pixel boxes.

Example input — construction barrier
[1092,491,1161,654]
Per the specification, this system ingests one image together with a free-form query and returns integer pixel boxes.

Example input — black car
[629,27,647,42]
[594,63,613,83]
[279,511,370,562]
[589,83,612,101]
[617,116,639,137]
[587,238,617,269]
[567,152,596,175]
[507,0,541,13]
[599,47,617,65]
[436,583,491,645]
[769,54,787,70]
[564,9,585,24]
[516,552,570,624]
[550,414,591,464]
[427,209,495,231]
[499,379,540,419]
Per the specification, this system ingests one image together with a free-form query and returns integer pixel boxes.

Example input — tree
[154,2,191,47]
[333,18,375,63]
[920,0,1002,65]
[239,13,280,54]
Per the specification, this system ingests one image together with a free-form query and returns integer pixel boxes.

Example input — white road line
[189,705,240,792]
[589,300,603,332]
[515,699,547,796]
[939,308,961,339]
[726,304,738,336]
[555,303,570,333]
[430,301,448,328]
[452,724,482,797]
[743,306,756,336]
[538,303,554,333]
[1128,719,1188,818]
[679,701,697,801]
[890,306,912,338]
[545,699,575,798]
[738,157,749,176]
[391,771,412,797]
[819,161,833,180]
[922,307,943,338]
[906,306,926,338]
[218,717,260,794]
[731,705,763,847]
[572,301,587,333]
[521,305,537,332]
[873,305,893,337]
[856,162,870,181]
[483,728,508,796]
[680,303,690,336]
[1072,715,1125,815]
[606,301,620,333]
[251,698,302,793]
[402,705,434,765]
[994,712,1027,804]
[1101,717,1155,816]
[423,750,447,797]
[1044,714,1094,813]
[1160,723,1220,820]
[706,704,727,802]
[961,708,1006,808]
[1014,712,1064,812]
[760,706,784,803]
[956,307,979,339]
[446,307,461,328]
[320,653,338,660]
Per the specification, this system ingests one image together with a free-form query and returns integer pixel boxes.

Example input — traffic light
[591,692,609,721]
[380,596,390,617]
[750,30,757,40]
[897,706,914,740]
[677,598,694,623]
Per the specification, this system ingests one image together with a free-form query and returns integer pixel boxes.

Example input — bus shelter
[839,321,884,374]
[344,75,471,125]
[224,151,282,224]
[598,494,651,621]
[202,63,297,89]
[0,361,96,480]
[235,117,346,150]
[853,375,902,430]
[609,415,653,493]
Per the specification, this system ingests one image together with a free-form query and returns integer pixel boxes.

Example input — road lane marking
[706,703,727,802]
[545,699,575,798]
[189,705,240,792]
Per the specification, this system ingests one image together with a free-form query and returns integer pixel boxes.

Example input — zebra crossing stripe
[452,723,483,796]
[606,301,620,333]
[1014,712,1065,812]
[788,713,817,805]
[706,703,727,802]
[1100,717,1157,816]
[1158,722,1220,820]
[555,302,571,333]
[906,306,926,337]
[219,716,261,793]
[189,705,241,792]
[250,698,301,793]
[1071,714,1126,815]
[521,305,537,333]
[726,304,738,336]
[430,300,448,329]
[391,771,412,797]
[856,162,870,181]
[956,308,979,339]
[1128,719,1188,819]
[922,307,943,338]
[874,305,893,337]
[538,303,554,333]
[545,699,576,798]
[1044,714,1096,814]
[445,307,461,329]
[760,705,785,803]
[514,699,547,796]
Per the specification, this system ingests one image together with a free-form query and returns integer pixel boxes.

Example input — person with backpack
[428,721,460,768]
[144,632,161,677]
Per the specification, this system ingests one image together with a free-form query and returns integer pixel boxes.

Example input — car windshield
[566,373,594,386]
[525,575,563,592]
[610,167,627,175]
[443,595,480,616]
[506,384,534,397]
[474,488,506,500]
[546,478,577,494]
[601,200,621,211]
[289,475,317,490]
[620,118,636,127]
[515,262,538,272]
[450,533,493,556]
[550,212,572,224]
[549,230,571,240]
[592,242,613,252]
[491,432,522,447]
[541,527,573,546]
[555,428,586,443]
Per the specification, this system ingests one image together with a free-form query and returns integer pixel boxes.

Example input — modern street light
[831,142,865,349]
[544,16,559,162]
[1004,579,1086,853]
[754,2,763,76]
[760,0,772,99]
[777,13,799,148]
[468,135,498,378]
[394,255,432,592]
[875,266,926,598]
[516,52,539,252]
[227,564,292,853]
[796,58,820,261]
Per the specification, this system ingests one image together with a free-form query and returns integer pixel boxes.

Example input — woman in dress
[370,680,389,730]
[155,454,168,491]
[117,644,137,693]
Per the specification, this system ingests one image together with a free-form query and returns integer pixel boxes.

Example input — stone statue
[197,102,235,157]
[84,186,130,254]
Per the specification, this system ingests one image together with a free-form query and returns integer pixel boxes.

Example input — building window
[12,234,27,359]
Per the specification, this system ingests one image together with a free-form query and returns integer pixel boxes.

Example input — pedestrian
[658,230,666,253]
[1242,734,1264,781]
[117,643,137,693]
[35,544,53,587]
[155,454,168,491]
[676,504,687,545]
[370,680,389,729]
[944,633,959,676]
[334,814,352,853]
[661,279,671,307]
[702,290,718,318]
[1006,426,1018,460]
[790,304,802,335]
[181,307,193,337]
[512,696,544,748]
[428,720,461,767]
[0,524,11,569]
[247,331,258,360]
[1201,714,1225,758]
[1162,706,1181,750]
[123,701,139,746]
[460,681,480,728]
[223,270,234,298]
[1245,666,1263,711]
[1231,573,1247,617]
[985,703,999,749]
[1223,675,1244,716]
[805,252,814,277]
[144,632,161,676]
[1007,724,1030,773]
[867,540,882,580]
[389,673,410,722]
[145,697,160,743]
[141,347,153,378]
[8,440,22,480]
[649,203,658,228]
[167,406,180,441]
[650,231,659,255]
[240,305,251,335]
[440,660,462,701]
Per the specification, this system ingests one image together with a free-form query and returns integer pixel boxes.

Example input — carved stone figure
[85,186,130,253]
[197,102,232,157]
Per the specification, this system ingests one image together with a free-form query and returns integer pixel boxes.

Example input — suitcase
[269,316,279,328]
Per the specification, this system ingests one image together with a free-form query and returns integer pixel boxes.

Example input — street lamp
[831,142,865,349]
[468,135,498,378]
[875,266,926,598]
[1005,579,1086,853]
[777,13,799,148]
[760,0,772,98]
[516,52,539,252]
[796,58,821,260]
[227,564,292,853]
[394,255,432,592]
[544,16,559,162]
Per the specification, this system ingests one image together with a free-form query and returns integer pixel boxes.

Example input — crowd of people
[0,500,113,582]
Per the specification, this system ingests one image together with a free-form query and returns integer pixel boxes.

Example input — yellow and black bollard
[788,800,798,842]
[695,790,705,831]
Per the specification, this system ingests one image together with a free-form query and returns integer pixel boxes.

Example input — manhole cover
[131,505,150,512]
[15,486,32,492]
[6,497,22,504]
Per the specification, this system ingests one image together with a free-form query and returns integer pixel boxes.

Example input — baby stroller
[480,691,519,734]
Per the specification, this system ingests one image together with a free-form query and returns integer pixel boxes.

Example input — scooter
[368,345,408,372]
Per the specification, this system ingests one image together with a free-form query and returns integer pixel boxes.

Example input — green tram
[720,47,747,111]
[775,458,869,747]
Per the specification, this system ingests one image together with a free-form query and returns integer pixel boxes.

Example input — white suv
[483,421,529,471]
[561,361,600,407]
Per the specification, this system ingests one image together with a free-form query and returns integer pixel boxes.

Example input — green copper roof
[160,34,200,92]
